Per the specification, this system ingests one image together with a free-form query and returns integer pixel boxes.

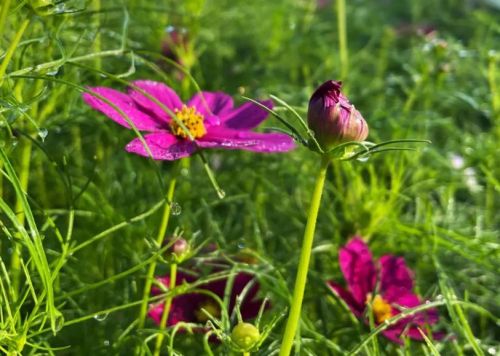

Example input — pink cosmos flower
[148,271,264,333]
[82,80,296,160]
[327,237,444,344]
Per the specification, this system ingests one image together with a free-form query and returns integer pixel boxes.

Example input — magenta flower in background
[82,80,296,160]
[327,237,444,344]
[148,271,265,333]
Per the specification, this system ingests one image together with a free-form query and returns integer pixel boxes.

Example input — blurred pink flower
[148,271,264,333]
[83,81,295,160]
[327,237,444,344]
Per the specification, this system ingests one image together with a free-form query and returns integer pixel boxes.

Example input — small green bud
[231,322,260,350]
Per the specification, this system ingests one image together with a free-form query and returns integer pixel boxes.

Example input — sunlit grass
[0,0,498,354]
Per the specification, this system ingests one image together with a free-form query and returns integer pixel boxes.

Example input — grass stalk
[336,0,348,79]
[137,171,178,329]
[279,155,330,356]
[153,262,177,356]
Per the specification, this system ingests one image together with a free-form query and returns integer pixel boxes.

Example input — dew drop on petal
[170,202,182,216]
[93,312,109,322]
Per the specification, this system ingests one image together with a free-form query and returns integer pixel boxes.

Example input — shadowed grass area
[0,0,499,354]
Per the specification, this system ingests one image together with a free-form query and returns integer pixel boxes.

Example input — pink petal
[128,80,183,121]
[187,91,234,118]
[339,237,377,306]
[379,255,414,300]
[381,327,405,344]
[198,127,296,153]
[390,293,440,326]
[221,100,273,130]
[83,87,164,130]
[326,281,364,316]
[125,132,197,160]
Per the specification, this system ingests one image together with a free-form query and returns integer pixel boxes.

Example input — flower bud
[307,80,368,150]
[171,238,189,257]
[164,237,191,263]
[231,322,260,350]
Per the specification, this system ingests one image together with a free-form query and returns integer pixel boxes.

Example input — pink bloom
[148,271,264,334]
[327,237,444,344]
[82,80,295,160]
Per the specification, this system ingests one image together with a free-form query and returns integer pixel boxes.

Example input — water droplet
[54,312,65,332]
[46,67,60,76]
[180,168,189,176]
[356,155,370,163]
[487,347,497,355]
[103,340,110,347]
[217,189,226,199]
[93,312,109,321]
[166,25,176,33]
[237,240,246,249]
[38,128,48,142]
[170,202,181,216]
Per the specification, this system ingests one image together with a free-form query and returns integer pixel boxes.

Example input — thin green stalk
[0,19,30,85]
[10,79,44,299]
[279,155,330,356]
[137,174,178,329]
[336,0,348,79]
[0,0,12,36]
[92,0,102,70]
[153,263,177,356]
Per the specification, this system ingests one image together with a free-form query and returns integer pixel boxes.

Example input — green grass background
[0,0,499,354]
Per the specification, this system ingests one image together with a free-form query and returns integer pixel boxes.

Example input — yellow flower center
[194,300,221,323]
[169,105,206,139]
[368,294,393,323]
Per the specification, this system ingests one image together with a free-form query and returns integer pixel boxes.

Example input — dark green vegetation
[0,0,499,354]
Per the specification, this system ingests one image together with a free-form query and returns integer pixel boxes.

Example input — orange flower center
[170,105,206,139]
[194,300,221,323]
[368,294,393,323]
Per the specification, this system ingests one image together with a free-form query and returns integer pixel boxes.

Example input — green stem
[0,19,30,86]
[137,174,178,329]
[153,263,177,356]
[11,79,43,299]
[279,155,330,356]
[336,0,348,79]
[243,352,250,356]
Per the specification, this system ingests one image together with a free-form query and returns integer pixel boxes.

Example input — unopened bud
[231,322,260,350]
[307,80,368,150]
[172,238,189,256]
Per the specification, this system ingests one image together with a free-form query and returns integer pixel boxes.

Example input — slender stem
[137,173,178,329]
[0,19,30,84]
[336,0,348,79]
[279,155,330,356]
[153,263,177,356]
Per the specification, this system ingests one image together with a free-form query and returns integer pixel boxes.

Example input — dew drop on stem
[38,128,48,142]
[93,312,109,322]
[170,202,182,216]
